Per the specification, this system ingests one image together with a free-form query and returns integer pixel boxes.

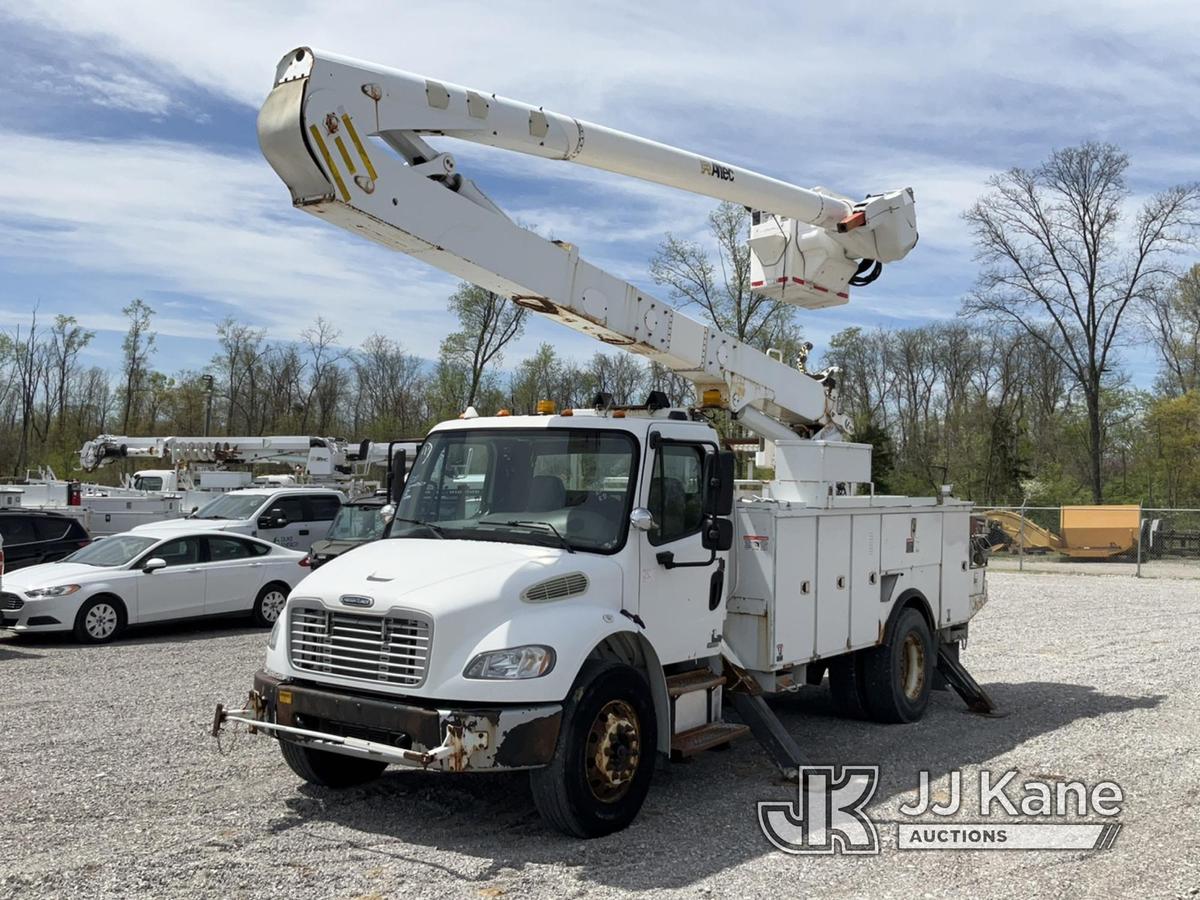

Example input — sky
[1,1,1197,384]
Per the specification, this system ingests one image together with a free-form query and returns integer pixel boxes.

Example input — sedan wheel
[253,584,288,627]
[74,597,124,644]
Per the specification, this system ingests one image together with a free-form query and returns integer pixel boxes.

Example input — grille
[522,572,589,603]
[288,605,431,687]
[0,593,23,611]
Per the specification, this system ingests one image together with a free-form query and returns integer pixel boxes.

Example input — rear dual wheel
[829,607,933,724]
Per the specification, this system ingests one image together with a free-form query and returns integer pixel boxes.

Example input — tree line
[1,142,1197,506]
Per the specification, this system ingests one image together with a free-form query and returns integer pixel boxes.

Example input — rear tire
[73,596,126,644]
[252,582,289,628]
[530,660,657,838]
[861,607,933,723]
[278,739,387,788]
[828,650,870,719]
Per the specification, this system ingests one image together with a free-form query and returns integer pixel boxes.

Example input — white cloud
[72,64,173,116]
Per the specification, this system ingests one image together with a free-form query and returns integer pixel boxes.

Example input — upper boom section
[256,47,920,436]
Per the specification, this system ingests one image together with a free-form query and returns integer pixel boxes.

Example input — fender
[880,587,935,647]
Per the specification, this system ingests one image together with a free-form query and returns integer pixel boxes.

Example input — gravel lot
[2,570,1198,899]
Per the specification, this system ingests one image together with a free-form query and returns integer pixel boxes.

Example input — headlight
[25,584,81,598]
[464,645,556,680]
[267,616,282,651]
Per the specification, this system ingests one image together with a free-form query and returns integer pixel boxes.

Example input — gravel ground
[2,571,1198,900]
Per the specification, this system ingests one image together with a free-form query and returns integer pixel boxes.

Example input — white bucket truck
[214,48,995,837]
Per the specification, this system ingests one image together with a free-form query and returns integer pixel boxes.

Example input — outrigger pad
[936,646,1007,718]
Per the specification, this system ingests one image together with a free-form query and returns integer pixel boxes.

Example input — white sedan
[0,528,308,643]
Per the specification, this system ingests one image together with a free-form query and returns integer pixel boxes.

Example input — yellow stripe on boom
[341,114,378,181]
[308,124,350,201]
[334,135,357,175]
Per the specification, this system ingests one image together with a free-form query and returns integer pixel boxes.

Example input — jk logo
[758,766,880,855]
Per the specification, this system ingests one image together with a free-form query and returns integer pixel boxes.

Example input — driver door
[636,429,726,664]
[134,536,206,622]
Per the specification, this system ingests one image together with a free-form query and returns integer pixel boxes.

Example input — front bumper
[214,670,563,772]
[0,593,68,632]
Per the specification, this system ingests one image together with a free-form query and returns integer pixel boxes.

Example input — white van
[132,487,344,551]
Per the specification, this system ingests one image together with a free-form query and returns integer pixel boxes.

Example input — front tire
[252,582,289,628]
[73,596,125,644]
[278,739,387,788]
[530,660,658,838]
[862,607,934,723]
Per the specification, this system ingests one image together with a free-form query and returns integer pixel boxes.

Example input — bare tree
[1144,264,1200,396]
[47,315,94,433]
[120,298,157,433]
[441,283,526,408]
[296,318,347,434]
[963,142,1199,501]
[651,201,798,348]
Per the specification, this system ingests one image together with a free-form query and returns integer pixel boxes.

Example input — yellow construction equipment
[983,505,1141,559]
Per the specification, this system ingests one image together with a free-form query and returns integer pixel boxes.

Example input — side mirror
[629,507,655,532]
[701,516,734,552]
[258,509,287,529]
[143,557,166,573]
[703,450,736,517]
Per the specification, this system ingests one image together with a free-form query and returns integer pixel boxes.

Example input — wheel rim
[900,632,927,700]
[85,603,118,640]
[584,699,641,803]
[261,590,287,623]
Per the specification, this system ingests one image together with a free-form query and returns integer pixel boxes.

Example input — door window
[305,495,341,521]
[648,443,706,546]
[206,536,254,562]
[0,517,37,545]
[268,497,306,524]
[153,537,201,567]
[34,518,72,541]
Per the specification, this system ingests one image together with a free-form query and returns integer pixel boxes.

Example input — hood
[309,538,366,557]
[298,537,623,615]
[3,562,114,590]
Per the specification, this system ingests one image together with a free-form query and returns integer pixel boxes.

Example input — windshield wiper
[484,519,575,554]
[390,517,447,539]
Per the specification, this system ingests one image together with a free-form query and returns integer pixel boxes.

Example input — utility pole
[201,374,214,436]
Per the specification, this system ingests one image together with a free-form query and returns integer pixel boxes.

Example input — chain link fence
[979,505,1200,579]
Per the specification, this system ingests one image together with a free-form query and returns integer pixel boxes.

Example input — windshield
[328,503,386,541]
[64,534,157,567]
[391,428,637,553]
[191,494,264,520]
[133,474,163,491]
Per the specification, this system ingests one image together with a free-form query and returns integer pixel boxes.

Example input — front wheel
[73,596,125,644]
[278,739,387,788]
[530,660,658,838]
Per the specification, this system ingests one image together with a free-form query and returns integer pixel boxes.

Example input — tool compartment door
[771,516,817,666]
[849,513,882,649]
[815,515,852,658]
